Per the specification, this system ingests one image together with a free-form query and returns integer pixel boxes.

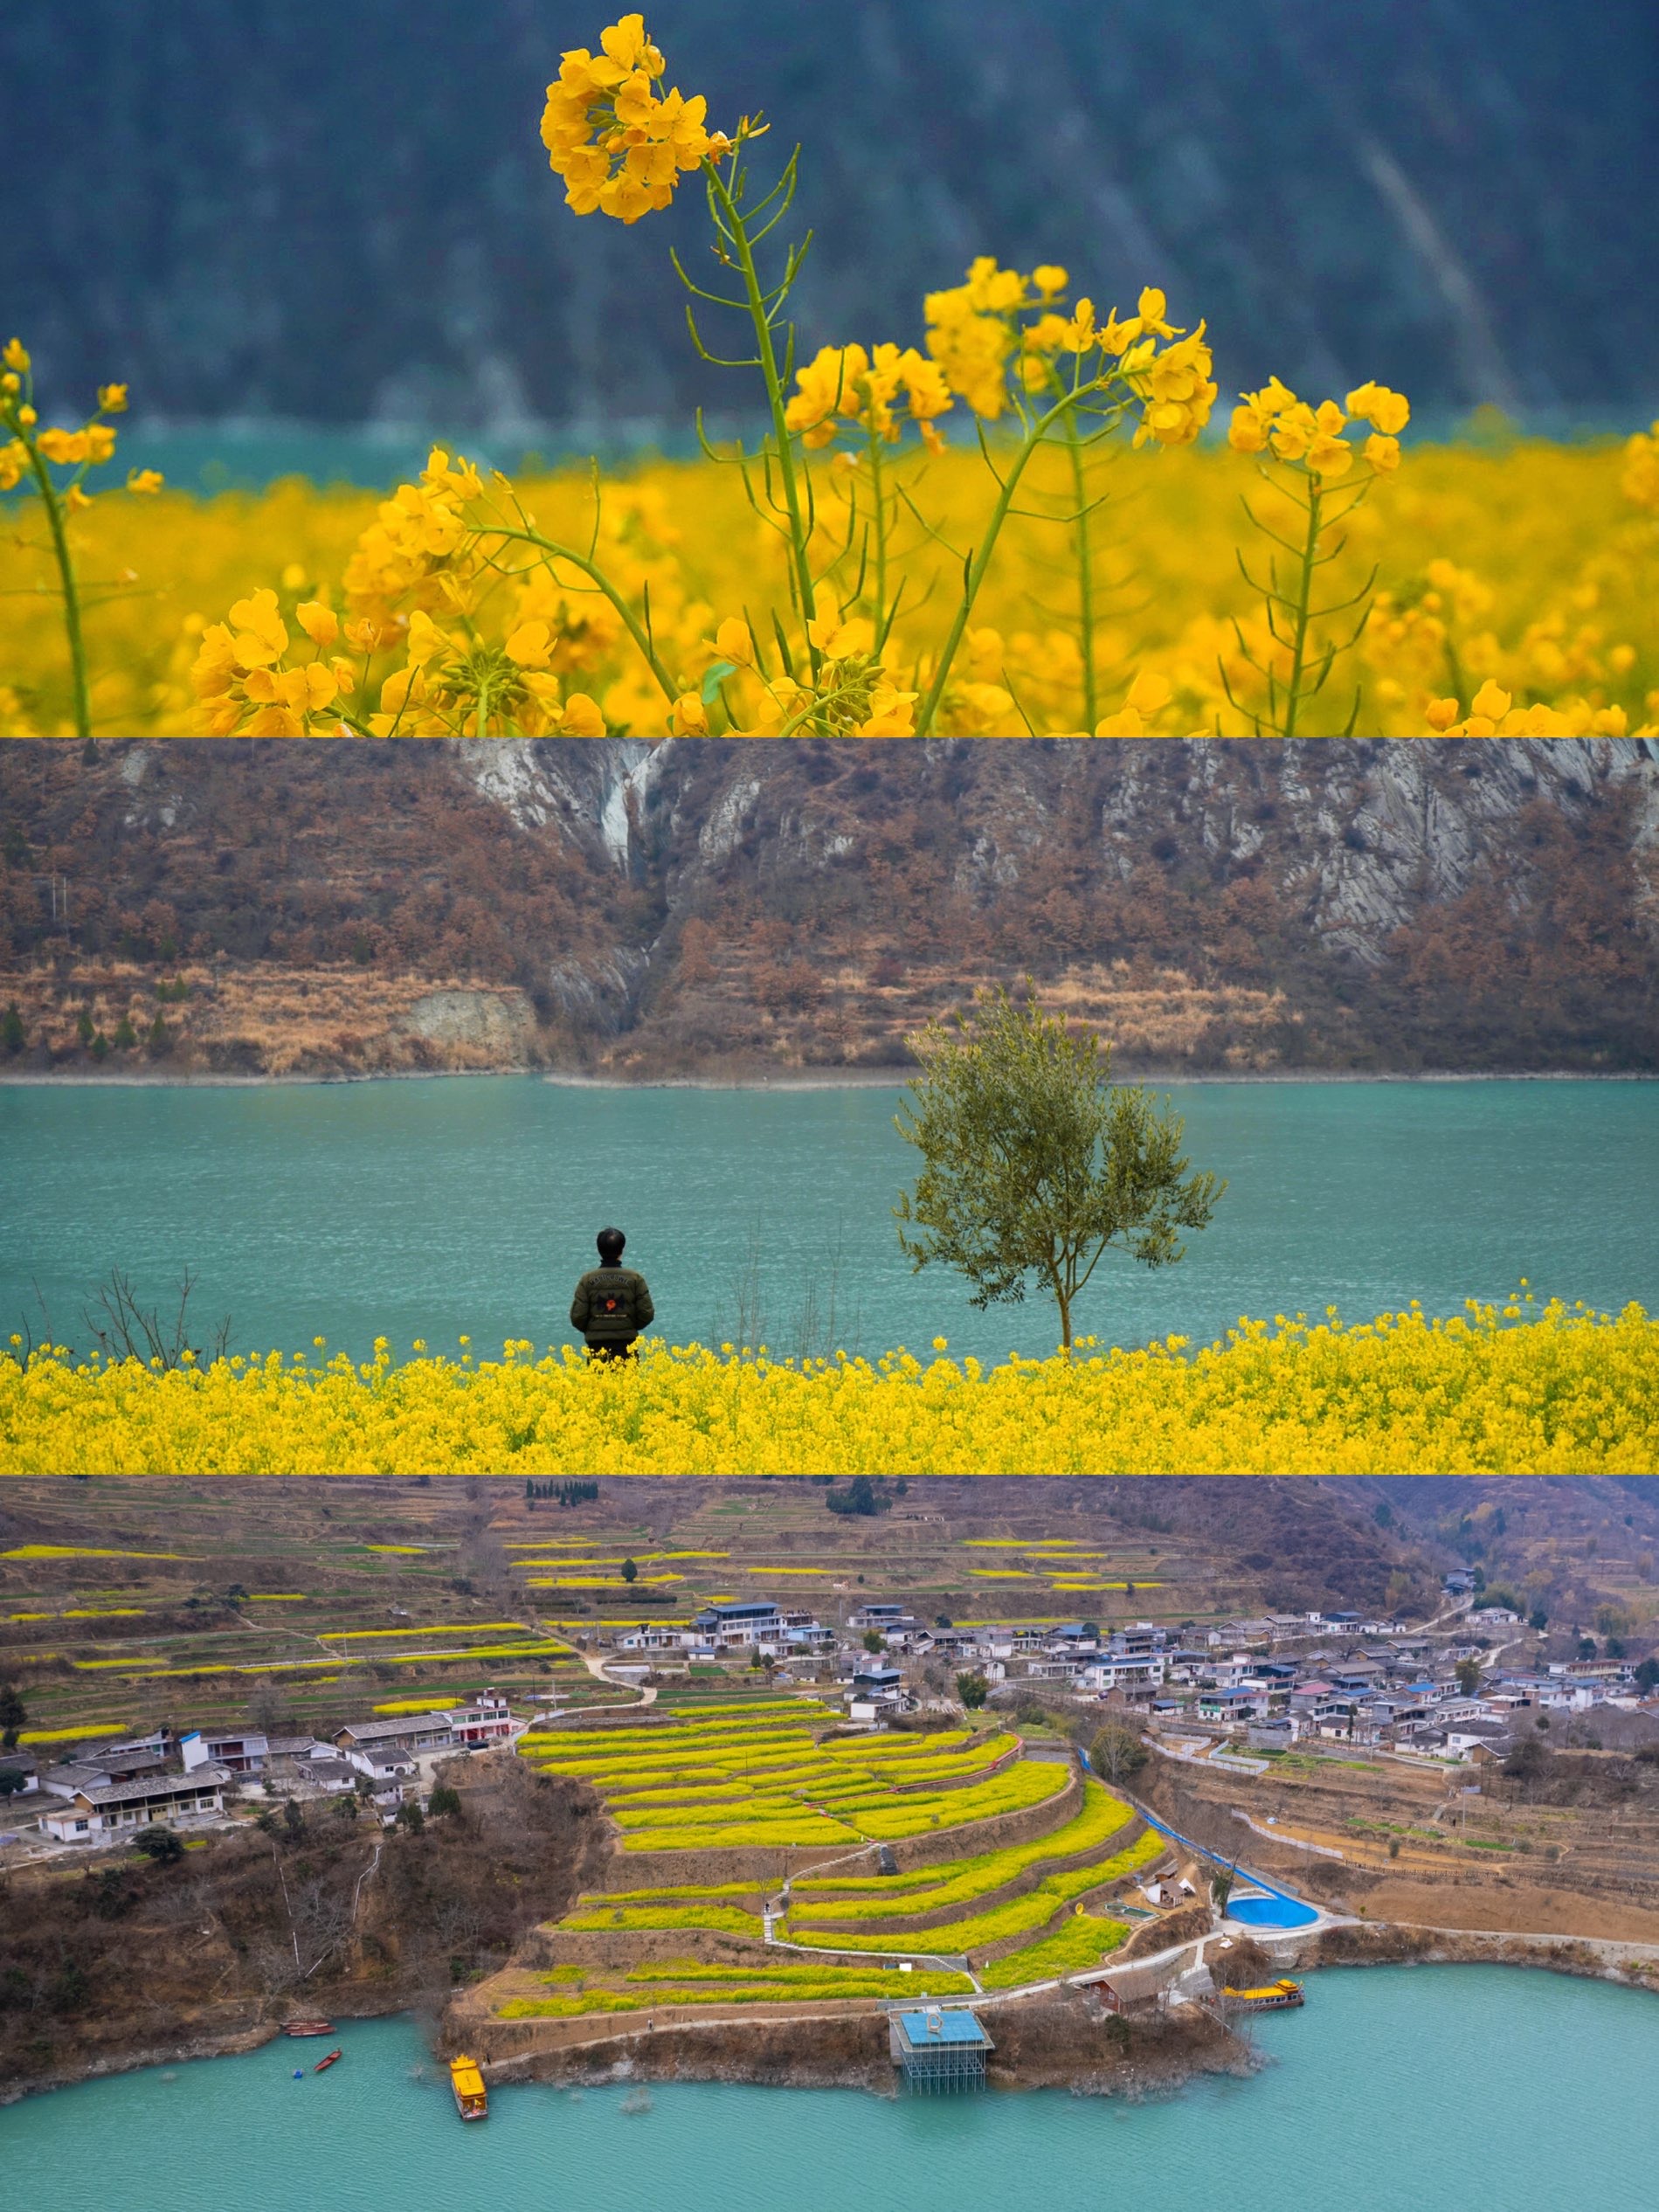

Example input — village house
[294,1753,357,1795]
[1196,1684,1268,1725]
[689,1600,834,1656]
[694,1600,784,1649]
[264,1734,327,1774]
[614,1623,687,1653]
[1289,1682,1345,1726]
[342,1741,418,1787]
[0,1750,40,1797]
[334,1713,455,1758]
[447,1690,518,1748]
[1080,1651,1168,1697]
[41,1754,232,1842]
[847,1663,906,1720]
[181,1726,268,1776]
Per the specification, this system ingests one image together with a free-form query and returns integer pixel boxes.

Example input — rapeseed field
[3,16,1655,741]
[4,1296,1655,1476]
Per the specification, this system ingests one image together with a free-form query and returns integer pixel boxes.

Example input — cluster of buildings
[606,1592,1655,1762]
[4,1692,522,1846]
[615,1600,836,1660]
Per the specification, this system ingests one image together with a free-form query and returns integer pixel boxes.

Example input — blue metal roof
[895,2010,988,2046]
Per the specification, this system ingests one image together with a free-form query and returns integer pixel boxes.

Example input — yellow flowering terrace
[6,17,1651,739]
[2,1298,1654,1476]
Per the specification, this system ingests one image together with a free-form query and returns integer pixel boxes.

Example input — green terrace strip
[589,1883,768,1903]
[784,1834,1160,1955]
[498,1959,980,2020]
[785,1782,1136,1917]
[622,1819,858,1851]
[787,1769,1141,1893]
[977,1911,1131,1989]
[518,1705,1070,1856]
[560,1902,763,1933]
[497,1972,977,2019]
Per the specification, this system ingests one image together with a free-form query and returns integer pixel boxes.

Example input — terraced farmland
[474,1702,1170,2036]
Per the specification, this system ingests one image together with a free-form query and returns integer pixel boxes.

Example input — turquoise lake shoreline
[3,1967,1655,2211]
[3,1076,1656,1369]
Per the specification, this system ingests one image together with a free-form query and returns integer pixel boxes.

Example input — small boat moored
[451,2054,489,2120]
[1227,1978,1305,2012]
[313,2049,344,2072]
[286,2020,334,2037]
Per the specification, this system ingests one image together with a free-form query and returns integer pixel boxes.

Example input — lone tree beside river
[895,984,1223,1351]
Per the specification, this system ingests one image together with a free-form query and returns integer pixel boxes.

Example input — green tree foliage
[827,1475,890,1517]
[895,983,1223,1347]
[428,1784,464,1820]
[2,1003,24,1053]
[956,1671,989,1710]
[862,1630,887,1656]
[1091,1721,1149,1784]
[1504,1734,1552,1784]
[0,1683,26,1747]
[132,1825,185,1864]
[620,1557,639,1584]
[1455,1657,1483,1696]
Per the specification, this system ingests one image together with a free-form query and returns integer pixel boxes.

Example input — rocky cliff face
[4,0,1652,426]
[3,739,1656,1076]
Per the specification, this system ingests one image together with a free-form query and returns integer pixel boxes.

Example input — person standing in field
[570,1227,654,1360]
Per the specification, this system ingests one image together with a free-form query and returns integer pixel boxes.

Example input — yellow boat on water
[450,2055,488,2120]
[1228,1979,1304,2011]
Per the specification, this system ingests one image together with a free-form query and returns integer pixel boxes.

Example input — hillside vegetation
[4,739,1656,1076]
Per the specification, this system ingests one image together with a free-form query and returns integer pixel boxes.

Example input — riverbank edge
[3,1927,1655,2106]
[3,1068,1656,1092]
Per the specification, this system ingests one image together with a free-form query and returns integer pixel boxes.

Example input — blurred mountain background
[5,0,1656,463]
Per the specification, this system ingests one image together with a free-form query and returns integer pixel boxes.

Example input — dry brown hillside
[3,736,1656,1076]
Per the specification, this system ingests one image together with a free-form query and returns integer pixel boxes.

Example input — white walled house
[447,1691,518,1748]
[335,1714,454,1757]
[42,1761,231,1842]
[182,1727,269,1776]
[343,1743,418,1786]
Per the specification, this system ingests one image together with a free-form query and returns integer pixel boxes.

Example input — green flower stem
[24,440,92,739]
[1064,412,1100,734]
[703,158,820,680]
[868,432,890,639]
[486,525,680,707]
[916,383,1108,737]
[1280,480,1324,740]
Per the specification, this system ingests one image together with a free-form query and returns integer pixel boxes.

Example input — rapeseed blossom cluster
[1228,377,1410,480]
[3,1298,1653,1476]
[1622,421,1659,513]
[5,17,1656,737]
[1,337,163,739]
[540,14,722,224]
[4,442,1653,738]
[784,344,955,454]
[922,266,1218,451]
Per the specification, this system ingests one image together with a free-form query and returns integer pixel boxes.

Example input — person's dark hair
[597,1227,626,1264]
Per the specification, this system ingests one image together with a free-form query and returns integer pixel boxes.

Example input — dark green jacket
[570,1266,655,1343]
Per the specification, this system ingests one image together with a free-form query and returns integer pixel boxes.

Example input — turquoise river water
[2,1969,1655,2211]
[3,1077,1656,1366]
